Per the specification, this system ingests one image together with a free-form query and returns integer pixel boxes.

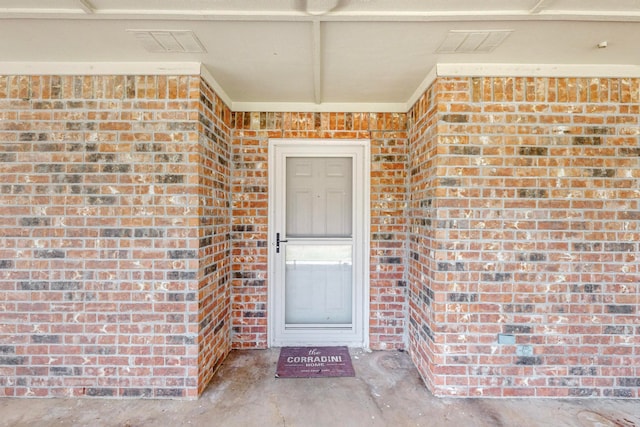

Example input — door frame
[267,139,370,348]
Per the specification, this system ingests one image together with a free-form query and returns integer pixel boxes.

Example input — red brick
[408,76,640,398]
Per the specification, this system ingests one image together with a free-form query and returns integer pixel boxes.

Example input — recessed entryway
[268,139,370,347]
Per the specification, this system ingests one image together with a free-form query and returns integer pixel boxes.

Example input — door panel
[269,140,369,347]
[289,189,313,234]
[326,189,349,236]
[286,157,352,237]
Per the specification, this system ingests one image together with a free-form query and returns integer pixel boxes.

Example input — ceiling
[1,0,640,111]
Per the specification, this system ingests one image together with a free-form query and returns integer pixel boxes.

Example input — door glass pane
[286,157,352,238]
[285,245,352,325]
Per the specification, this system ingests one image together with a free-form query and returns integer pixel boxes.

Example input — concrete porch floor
[2,349,639,427]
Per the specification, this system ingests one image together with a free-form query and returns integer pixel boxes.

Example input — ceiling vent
[128,30,207,53]
[436,30,513,54]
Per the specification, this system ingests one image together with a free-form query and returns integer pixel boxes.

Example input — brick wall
[1,72,637,399]
[0,75,231,398]
[196,80,232,395]
[407,83,441,391]
[408,77,640,398]
[230,112,408,350]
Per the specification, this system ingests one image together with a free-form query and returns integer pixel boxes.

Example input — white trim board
[199,64,233,109]
[2,8,640,22]
[230,101,408,113]
[435,63,640,79]
[0,61,201,76]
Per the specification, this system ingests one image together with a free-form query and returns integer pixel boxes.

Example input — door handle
[275,232,288,254]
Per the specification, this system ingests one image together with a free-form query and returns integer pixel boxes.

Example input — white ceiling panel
[198,22,316,102]
[326,0,540,13]
[547,0,640,13]
[322,22,438,103]
[0,0,79,9]
[483,21,640,66]
[88,0,298,13]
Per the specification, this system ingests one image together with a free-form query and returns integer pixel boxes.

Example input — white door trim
[267,139,370,348]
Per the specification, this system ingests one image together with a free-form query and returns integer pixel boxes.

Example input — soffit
[1,0,639,111]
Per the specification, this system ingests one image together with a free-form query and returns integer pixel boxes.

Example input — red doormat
[275,346,355,378]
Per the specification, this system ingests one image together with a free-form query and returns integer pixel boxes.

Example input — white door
[269,140,369,347]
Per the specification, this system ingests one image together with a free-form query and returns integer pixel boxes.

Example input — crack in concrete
[577,410,638,427]
[467,399,505,427]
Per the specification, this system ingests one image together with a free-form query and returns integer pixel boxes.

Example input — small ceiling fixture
[437,30,513,54]
[128,30,207,53]
[78,0,95,14]
[299,0,372,16]
[597,41,608,49]
[304,0,339,15]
